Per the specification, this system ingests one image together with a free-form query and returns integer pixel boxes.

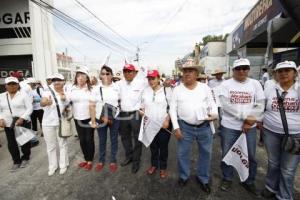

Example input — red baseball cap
[147,70,160,78]
[123,64,136,71]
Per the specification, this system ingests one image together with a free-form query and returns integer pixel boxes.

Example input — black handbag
[99,86,118,122]
[276,89,300,155]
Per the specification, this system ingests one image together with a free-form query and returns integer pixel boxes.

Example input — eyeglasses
[101,73,111,76]
[152,91,156,102]
[234,66,250,71]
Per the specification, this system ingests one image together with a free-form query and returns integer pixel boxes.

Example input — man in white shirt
[170,61,218,194]
[208,68,226,88]
[118,63,147,173]
[261,68,270,87]
[218,58,265,195]
[0,77,33,171]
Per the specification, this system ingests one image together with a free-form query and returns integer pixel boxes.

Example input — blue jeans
[177,120,213,184]
[97,119,120,163]
[263,128,300,200]
[220,126,257,184]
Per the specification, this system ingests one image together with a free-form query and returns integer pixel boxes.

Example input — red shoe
[84,163,93,171]
[146,166,157,175]
[160,170,168,179]
[78,161,87,168]
[95,163,104,172]
[109,163,117,173]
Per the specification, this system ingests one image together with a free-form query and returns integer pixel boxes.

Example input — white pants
[42,126,69,171]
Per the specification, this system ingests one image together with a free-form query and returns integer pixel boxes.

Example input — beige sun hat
[211,68,226,75]
[180,58,202,71]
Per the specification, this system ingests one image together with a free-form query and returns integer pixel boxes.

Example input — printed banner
[222,133,249,182]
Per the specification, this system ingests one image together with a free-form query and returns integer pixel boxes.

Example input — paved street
[0,128,299,200]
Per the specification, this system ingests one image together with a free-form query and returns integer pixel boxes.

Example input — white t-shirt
[264,79,276,90]
[68,85,92,120]
[170,82,218,130]
[42,88,70,127]
[90,82,120,119]
[263,82,300,135]
[118,77,148,112]
[219,78,265,130]
[262,72,270,85]
[32,88,43,110]
[142,86,172,122]
[208,79,224,88]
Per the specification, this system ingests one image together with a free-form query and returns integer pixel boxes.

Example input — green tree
[200,34,229,45]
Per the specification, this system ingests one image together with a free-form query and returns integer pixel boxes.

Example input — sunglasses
[234,66,250,71]
[123,70,134,74]
[101,72,111,76]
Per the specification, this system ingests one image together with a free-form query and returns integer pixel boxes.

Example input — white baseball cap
[51,73,65,80]
[233,58,250,69]
[76,66,89,75]
[26,77,36,83]
[5,77,19,84]
[46,75,54,80]
[275,61,297,71]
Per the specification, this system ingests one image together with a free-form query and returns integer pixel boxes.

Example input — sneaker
[95,163,104,172]
[20,160,29,168]
[261,188,276,198]
[84,163,93,171]
[48,168,57,176]
[196,177,211,194]
[78,161,87,168]
[160,170,168,179]
[109,163,117,173]
[59,167,67,175]
[10,164,20,172]
[146,166,157,175]
[220,180,232,192]
[240,182,260,196]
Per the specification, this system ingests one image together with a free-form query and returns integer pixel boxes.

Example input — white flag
[138,116,163,147]
[222,133,249,182]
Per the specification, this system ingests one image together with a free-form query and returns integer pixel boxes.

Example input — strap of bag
[6,93,13,115]
[99,86,103,101]
[48,87,61,119]
[276,89,289,136]
[163,87,170,113]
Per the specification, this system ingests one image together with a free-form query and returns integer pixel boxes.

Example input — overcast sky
[53,0,258,74]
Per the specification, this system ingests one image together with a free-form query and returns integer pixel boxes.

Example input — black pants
[119,111,142,164]
[74,119,95,162]
[4,121,31,164]
[150,128,171,169]
[31,109,44,131]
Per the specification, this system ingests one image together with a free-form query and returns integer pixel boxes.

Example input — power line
[30,0,135,56]
[73,0,137,48]
[149,0,189,44]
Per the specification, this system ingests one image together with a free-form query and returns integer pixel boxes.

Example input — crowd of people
[0,58,299,200]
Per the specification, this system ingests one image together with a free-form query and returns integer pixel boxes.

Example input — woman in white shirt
[90,65,120,173]
[261,61,300,200]
[142,70,172,179]
[0,77,33,172]
[69,67,94,171]
[40,74,70,176]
